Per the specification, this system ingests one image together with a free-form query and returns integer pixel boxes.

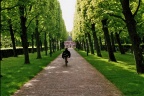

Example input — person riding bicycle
[62,48,71,64]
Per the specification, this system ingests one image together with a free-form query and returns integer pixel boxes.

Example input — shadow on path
[13,48,123,96]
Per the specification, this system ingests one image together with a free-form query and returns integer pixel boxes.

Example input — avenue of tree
[1,0,144,74]
[72,0,144,73]
[0,0,68,63]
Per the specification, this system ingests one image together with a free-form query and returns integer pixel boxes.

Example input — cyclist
[62,48,71,66]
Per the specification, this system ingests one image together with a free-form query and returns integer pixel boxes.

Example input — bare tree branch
[108,13,126,22]
[133,0,141,17]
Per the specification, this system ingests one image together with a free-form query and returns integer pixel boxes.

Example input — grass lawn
[77,50,144,96]
[1,50,62,96]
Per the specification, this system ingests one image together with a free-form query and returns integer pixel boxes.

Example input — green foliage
[73,0,144,44]
[77,50,144,96]
[1,36,12,48]
[1,0,67,48]
[1,50,62,96]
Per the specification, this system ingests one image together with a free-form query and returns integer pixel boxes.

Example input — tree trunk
[0,0,2,78]
[120,0,144,73]
[99,37,103,50]
[54,39,56,51]
[102,19,116,62]
[49,35,52,57]
[142,36,144,43]
[8,19,17,57]
[91,24,102,57]
[35,19,41,59]
[19,5,30,64]
[31,33,34,53]
[104,38,107,51]
[85,33,89,56]
[44,32,48,55]
[86,38,89,56]
[115,32,125,54]
[79,41,82,50]
[87,32,94,54]
[61,41,64,49]
[76,41,80,50]
[111,32,116,52]
[40,40,42,51]
[60,40,62,50]
[82,39,86,51]
[81,41,83,50]
[52,38,55,53]
[56,39,59,51]
[0,49,1,60]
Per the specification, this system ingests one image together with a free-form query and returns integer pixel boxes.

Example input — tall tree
[49,34,52,57]
[31,33,34,53]
[110,32,116,52]
[35,18,41,59]
[0,0,2,61]
[0,0,2,78]
[115,31,125,54]
[18,0,30,64]
[91,23,102,57]
[102,19,116,62]
[8,19,17,57]
[120,0,144,73]
[44,32,48,55]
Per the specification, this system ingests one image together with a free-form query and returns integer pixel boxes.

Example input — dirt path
[13,48,123,96]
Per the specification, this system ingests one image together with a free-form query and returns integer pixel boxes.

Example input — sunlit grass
[1,50,62,96]
[77,50,144,96]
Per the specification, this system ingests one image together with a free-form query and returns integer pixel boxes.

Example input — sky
[58,0,76,32]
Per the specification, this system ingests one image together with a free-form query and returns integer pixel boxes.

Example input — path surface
[13,48,123,96]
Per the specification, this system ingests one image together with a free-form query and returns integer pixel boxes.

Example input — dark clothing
[62,50,71,58]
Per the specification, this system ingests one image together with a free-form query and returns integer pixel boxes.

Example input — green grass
[1,50,62,96]
[76,50,144,96]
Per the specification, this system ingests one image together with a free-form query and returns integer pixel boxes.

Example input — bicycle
[64,56,69,66]
[62,48,71,66]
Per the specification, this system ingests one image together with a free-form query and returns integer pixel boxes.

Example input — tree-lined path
[13,48,122,96]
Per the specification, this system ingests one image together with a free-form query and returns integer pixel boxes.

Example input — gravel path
[13,48,123,96]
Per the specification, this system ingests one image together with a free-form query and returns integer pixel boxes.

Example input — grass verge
[1,50,62,96]
[76,50,144,96]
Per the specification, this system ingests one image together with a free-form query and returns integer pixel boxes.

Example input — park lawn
[1,50,62,96]
[77,50,144,96]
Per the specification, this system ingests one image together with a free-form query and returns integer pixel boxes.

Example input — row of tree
[0,0,68,63]
[72,0,144,73]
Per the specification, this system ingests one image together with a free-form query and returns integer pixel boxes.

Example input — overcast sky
[58,0,76,32]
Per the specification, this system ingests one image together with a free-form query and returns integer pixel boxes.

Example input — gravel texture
[13,48,123,96]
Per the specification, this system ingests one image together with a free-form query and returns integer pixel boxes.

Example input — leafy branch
[107,13,126,22]
[133,0,141,17]
[26,13,40,29]
[2,5,18,10]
